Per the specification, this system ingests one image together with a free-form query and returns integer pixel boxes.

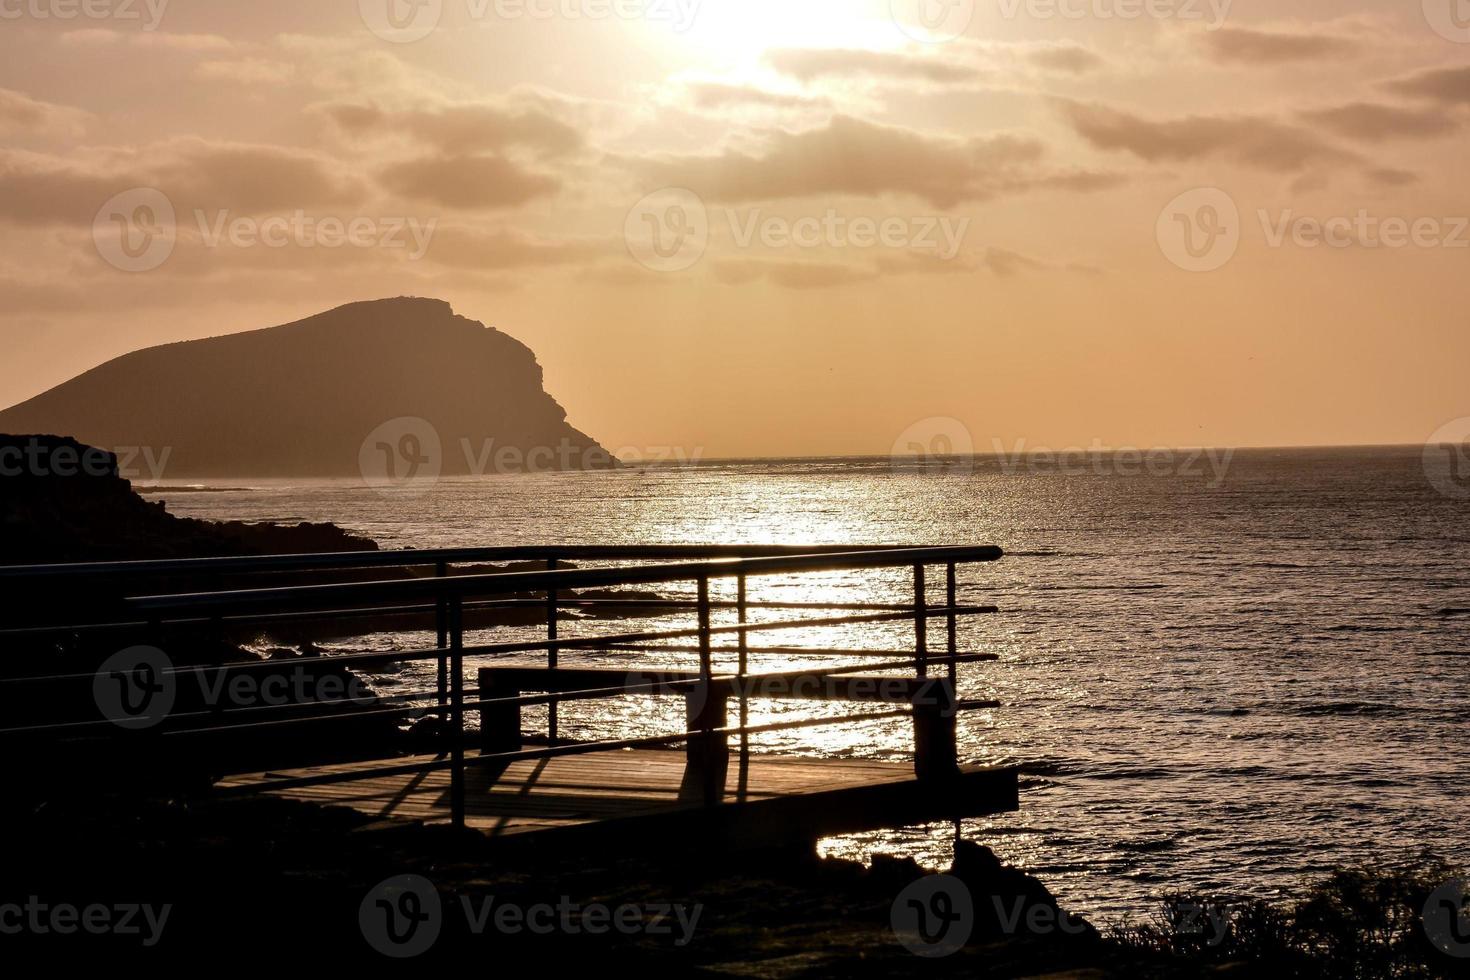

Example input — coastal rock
[0,434,376,565]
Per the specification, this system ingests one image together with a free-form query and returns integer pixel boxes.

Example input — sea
[158,446,1470,924]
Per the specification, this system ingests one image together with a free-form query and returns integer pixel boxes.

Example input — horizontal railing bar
[481,656,994,700]
[212,708,925,796]
[0,656,997,738]
[0,606,995,689]
[0,544,958,582]
[599,645,998,658]
[0,598,940,637]
[0,606,994,688]
[127,547,1003,615]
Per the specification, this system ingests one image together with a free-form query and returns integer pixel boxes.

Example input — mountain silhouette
[0,298,615,477]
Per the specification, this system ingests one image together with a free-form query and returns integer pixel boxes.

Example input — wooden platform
[218,748,1018,849]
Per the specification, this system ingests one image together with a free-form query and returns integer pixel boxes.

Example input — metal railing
[0,544,1005,830]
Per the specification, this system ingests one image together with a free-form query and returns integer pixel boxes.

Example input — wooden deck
[218,748,1018,849]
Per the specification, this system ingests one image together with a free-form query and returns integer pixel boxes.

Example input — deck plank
[218,748,1018,845]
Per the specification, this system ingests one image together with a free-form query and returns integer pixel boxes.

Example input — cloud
[1025,43,1105,75]
[0,88,91,139]
[710,258,876,289]
[1057,99,1354,173]
[686,83,829,112]
[1301,102,1457,141]
[377,154,560,209]
[763,48,979,85]
[981,248,1100,278]
[320,99,583,157]
[0,140,368,226]
[624,114,1115,209]
[196,58,297,85]
[420,227,609,269]
[1364,168,1418,187]
[58,28,233,52]
[1200,27,1359,65]
[873,251,978,276]
[1385,65,1470,105]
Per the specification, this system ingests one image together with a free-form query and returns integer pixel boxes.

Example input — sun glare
[669,0,907,64]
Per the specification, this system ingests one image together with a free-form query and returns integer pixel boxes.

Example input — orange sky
[1,0,1467,458]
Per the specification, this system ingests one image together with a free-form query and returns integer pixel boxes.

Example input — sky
[1,0,1468,459]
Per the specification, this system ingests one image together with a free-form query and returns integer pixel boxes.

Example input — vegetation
[1111,861,1470,978]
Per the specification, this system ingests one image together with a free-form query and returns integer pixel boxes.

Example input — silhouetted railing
[0,545,1005,829]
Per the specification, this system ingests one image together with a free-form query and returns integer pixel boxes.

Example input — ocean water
[159,447,1470,923]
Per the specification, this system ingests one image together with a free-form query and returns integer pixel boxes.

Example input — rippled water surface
[161,447,1470,923]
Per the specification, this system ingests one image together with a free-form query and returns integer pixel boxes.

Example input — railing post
[737,573,749,801]
[449,594,465,831]
[946,561,958,686]
[698,575,712,681]
[913,564,928,679]
[477,667,521,754]
[680,574,727,806]
[435,561,448,707]
[913,678,959,783]
[546,556,558,744]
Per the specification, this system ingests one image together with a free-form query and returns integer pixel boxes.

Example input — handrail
[5,543,1005,832]
[0,544,907,581]
[127,546,1003,615]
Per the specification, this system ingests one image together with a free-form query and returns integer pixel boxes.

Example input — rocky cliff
[0,298,614,477]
